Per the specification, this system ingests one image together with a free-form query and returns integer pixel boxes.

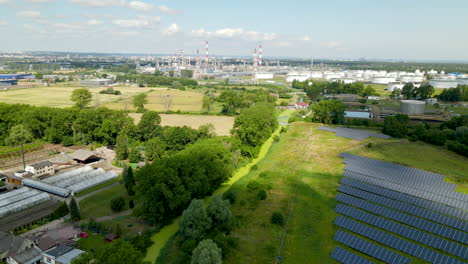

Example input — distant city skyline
[0,0,467,61]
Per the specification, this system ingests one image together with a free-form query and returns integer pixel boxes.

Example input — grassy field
[129,113,235,136]
[205,123,468,264]
[0,86,154,108]
[105,89,204,112]
[79,184,131,218]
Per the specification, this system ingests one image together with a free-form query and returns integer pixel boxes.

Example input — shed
[68,150,100,164]
[104,233,119,243]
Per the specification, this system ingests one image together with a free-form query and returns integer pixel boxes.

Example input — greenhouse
[0,190,51,218]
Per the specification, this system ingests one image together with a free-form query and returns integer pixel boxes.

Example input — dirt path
[76,182,120,202]
[95,209,132,222]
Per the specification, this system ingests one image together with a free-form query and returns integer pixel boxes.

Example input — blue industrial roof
[448,72,462,76]
[0,74,33,79]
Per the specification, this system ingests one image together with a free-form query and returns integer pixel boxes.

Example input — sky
[0,0,467,60]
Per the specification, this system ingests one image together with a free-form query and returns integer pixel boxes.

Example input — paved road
[95,209,133,222]
[76,182,120,202]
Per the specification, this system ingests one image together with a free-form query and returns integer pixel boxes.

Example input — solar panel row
[343,170,467,211]
[336,193,467,244]
[334,230,411,264]
[335,216,464,264]
[339,177,468,221]
[338,185,468,232]
[335,204,468,260]
[340,153,467,202]
[330,247,376,264]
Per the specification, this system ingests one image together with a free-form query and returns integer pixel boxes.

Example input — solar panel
[336,193,467,244]
[337,185,468,232]
[334,230,410,264]
[330,247,376,264]
[334,216,464,264]
[318,126,391,140]
[339,177,468,221]
[343,170,467,210]
[335,204,468,259]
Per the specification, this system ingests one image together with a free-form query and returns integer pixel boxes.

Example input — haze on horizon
[0,0,467,61]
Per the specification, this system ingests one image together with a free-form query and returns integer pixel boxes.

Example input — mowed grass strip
[79,184,130,218]
[0,86,154,108]
[129,113,235,136]
[105,89,204,112]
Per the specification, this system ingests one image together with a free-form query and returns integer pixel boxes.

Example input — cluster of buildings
[0,74,34,87]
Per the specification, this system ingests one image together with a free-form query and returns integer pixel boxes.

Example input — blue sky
[0,0,467,60]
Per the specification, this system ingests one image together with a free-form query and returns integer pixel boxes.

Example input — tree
[179,199,212,241]
[137,111,161,141]
[169,70,174,77]
[115,133,128,160]
[391,88,402,99]
[123,166,136,196]
[172,81,182,89]
[110,197,126,212]
[102,73,108,78]
[145,137,166,161]
[7,125,33,169]
[69,198,81,221]
[133,93,148,112]
[401,83,416,99]
[416,84,435,100]
[191,239,222,264]
[115,224,122,236]
[51,201,69,219]
[311,100,346,124]
[181,69,194,79]
[35,73,43,79]
[96,240,144,264]
[128,148,142,163]
[383,114,409,138]
[271,212,284,226]
[206,195,232,231]
[71,89,92,109]
[360,86,377,97]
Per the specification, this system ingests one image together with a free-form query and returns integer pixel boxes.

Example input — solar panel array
[333,230,411,264]
[0,188,51,217]
[25,165,118,197]
[318,126,391,140]
[329,153,468,263]
[330,247,376,264]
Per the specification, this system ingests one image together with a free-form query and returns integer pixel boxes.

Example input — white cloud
[0,0,11,4]
[53,23,83,30]
[191,27,276,41]
[156,5,176,14]
[87,19,103,25]
[0,20,8,26]
[302,35,311,41]
[128,1,153,11]
[162,23,179,36]
[112,16,160,28]
[27,0,53,3]
[70,0,124,8]
[16,11,41,18]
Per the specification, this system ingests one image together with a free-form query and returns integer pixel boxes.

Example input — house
[37,237,57,252]
[68,150,101,164]
[104,233,119,243]
[25,161,55,179]
[42,245,84,264]
[296,102,309,110]
[0,232,39,264]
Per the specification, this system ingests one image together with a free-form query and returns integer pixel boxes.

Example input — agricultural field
[214,123,467,263]
[104,89,204,112]
[129,113,235,136]
[0,86,153,108]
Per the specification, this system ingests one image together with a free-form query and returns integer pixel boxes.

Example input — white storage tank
[400,100,426,115]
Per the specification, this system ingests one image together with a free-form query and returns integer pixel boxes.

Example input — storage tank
[400,100,426,115]
[429,80,460,89]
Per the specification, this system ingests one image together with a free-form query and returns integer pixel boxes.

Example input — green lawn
[79,184,130,218]
[77,234,107,255]
[75,177,121,197]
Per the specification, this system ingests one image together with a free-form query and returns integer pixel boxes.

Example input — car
[79,232,89,238]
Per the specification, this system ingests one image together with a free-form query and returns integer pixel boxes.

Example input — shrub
[366,143,373,148]
[110,197,126,212]
[280,127,287,133]
[257,190,267,200]
[129,200,134,209]
[250,164,258,171]
[271,212,285,226]
[247,180,261,191]
[273,135,280,142]
[222,191,236,204]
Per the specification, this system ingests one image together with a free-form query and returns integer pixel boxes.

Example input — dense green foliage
[271,212,285,226]
[384,114,468,157]
[70,198,81,221]
[110,196,126,212]
[136,137,236,225]
[216,90,276,115]
[438,85,468,102]
[71,89,93,109]
[137,111,161,141]
[73,240,145,264]
[231,103,278,157]
[50,201,69,219]
[191,239,222,264]
[123,166,136,196]
[206,196,232,232]
[133,93,148,112]
[400,83,435,99]
[297,81,376,100]
[99,87,121,95]
[311,100,346,124]
[116,74,198,87]
[180,199,212,241]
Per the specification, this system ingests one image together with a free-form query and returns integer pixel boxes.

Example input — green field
[0,86,154,108]
[104,89,204,112]
[79,184,131,218]
[206,123,468,264]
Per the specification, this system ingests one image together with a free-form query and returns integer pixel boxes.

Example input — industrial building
[25,161,55,179]
[0,80,18,87]
[429,80,460,89]
[254,72,274,80]
[0,74,33,80]
[79,79,113,86]
[400,100,426,115]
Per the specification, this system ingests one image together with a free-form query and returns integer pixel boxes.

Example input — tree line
[437,85,468,102]
[115,74,198,87]
[295,81,378,101]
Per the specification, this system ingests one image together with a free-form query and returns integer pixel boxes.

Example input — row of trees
[437,85,468,102]
[116,74,198,87]
[383,115,468,157]
[297,81,378,101]
[391,83,435,100]
[216,90,276,115]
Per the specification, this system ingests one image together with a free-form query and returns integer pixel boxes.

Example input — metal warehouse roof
[28,161,54,169]
[69,149,98,161]
[23,179,71,197]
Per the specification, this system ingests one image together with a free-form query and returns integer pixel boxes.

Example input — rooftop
[56,249,84,264]
[69,149,98,161]
[44,245,73,258]
[28,161,54,170]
